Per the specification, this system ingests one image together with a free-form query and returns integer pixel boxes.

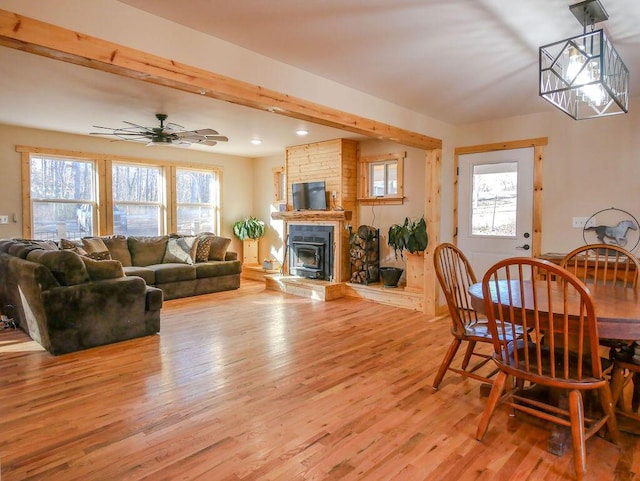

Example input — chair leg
[476,370,507,440]
[432,338,462,390]
[461,341,476,370]
[598,384,620,444]
[568,390,586,481]
[632,373,640,412]
[610,364,626,408]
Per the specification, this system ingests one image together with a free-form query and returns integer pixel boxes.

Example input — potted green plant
[233,216,265,265]
[387,216,428,259]
[233,216,265,240]
[385,217,428,290]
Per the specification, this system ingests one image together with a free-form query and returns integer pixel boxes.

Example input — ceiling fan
[90,113,229,147]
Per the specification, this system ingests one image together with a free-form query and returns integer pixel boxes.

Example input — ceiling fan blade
[188,128,220,136]
[121,120,155,132]
[205,135,228,142]
[178,130,229,143]
[163,122,185,131]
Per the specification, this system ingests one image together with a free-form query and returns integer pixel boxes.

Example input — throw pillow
[101,235,132,266]
[162,236,197,265]
[59,238,89,257]
[87,251,112,261]
[59,238,78,250]
[81,257,125,280]
[82,237,110,255]
[194,236,212,262]
[30,250,90,286]
[128,236,169,266]
[208,236,231,261]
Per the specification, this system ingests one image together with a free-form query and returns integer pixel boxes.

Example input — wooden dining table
[468,279,640,452]
[468,280,640,342]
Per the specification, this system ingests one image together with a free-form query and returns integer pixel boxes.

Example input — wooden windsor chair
[432,243,526,390]
[476,257,620,481]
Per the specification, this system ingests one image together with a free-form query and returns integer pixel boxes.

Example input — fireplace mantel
[271,210,352,222]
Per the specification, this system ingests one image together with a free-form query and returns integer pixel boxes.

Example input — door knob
[516,244,530,250]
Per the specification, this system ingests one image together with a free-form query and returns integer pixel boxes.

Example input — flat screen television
[292,181,327,211]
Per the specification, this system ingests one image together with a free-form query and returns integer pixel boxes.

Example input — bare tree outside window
[176,169,219,235]
[112,163,163,236]
[30,155,95,240]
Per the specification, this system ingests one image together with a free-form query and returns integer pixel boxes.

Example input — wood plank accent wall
[285,139,359,283]
[285,139,359,217]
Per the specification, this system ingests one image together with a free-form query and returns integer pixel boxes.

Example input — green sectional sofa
[0,234,241,355]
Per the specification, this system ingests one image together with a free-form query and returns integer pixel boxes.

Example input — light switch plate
[0,215,8,224]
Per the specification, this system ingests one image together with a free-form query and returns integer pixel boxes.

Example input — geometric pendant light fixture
[539,0,629,119]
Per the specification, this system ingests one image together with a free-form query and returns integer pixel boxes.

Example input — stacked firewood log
[349,225,379,284]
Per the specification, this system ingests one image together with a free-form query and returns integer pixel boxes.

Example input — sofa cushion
[149,263,196,284]
[30,240,59,250]
[195,260,242,279]
[8,243,42,258]
[128,236,169,266]
[82,237,112,261]
[208,236,231,261]
[162,236,196,265]
[81,257,125,281]
[101,235,132,267]
[26,249,90,286]
[123,265,156,285]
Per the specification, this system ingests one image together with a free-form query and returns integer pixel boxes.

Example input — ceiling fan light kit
[90,113,229,147]
[539,0,629,120]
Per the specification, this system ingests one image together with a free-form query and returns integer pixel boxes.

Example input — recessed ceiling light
[296,129,309,136]
[250,138,262,145]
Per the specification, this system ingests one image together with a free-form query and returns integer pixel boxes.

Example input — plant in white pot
[233,216,266,265]
[383,217,428,289]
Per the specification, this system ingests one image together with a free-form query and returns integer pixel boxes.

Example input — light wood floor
[0,280,638,481]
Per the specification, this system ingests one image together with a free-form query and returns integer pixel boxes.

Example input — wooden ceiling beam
[0,9,441,150]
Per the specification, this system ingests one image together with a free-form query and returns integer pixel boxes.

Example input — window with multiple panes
[358,152,405,204]
[370,160,398,196]
[112,163,164,236]
[29,154,96,240]
[23,147,223,239]
[175,168,219,235]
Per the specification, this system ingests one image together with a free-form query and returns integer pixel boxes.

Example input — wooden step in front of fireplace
[265,275,344,301]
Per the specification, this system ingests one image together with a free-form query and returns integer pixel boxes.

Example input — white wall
[251,153,287,266]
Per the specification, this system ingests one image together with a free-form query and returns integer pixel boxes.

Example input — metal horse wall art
[584,220,638,246]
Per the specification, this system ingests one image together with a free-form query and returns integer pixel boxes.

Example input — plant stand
[242,239,259,265]
[404,251,425,293]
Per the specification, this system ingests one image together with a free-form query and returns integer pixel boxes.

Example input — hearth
[289,224,333,281]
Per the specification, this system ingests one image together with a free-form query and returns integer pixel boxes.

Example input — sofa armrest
[40,276,153,354]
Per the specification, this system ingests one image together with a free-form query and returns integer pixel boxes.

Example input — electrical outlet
[331,191,337,199]
[572,216,589,228]
[0,215,8,224]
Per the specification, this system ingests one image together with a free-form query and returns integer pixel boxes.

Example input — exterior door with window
[458,148,534,279]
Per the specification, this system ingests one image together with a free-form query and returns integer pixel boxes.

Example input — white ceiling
[1,0,639,157]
